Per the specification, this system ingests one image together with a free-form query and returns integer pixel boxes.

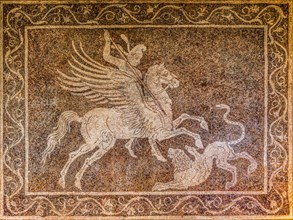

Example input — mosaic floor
[0,0,292,219]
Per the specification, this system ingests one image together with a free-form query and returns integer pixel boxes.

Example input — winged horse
[41,40,208,190]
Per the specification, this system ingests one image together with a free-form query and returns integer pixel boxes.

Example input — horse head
[146,63,179,90]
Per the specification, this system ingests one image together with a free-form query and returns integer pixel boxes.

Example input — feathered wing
[58,41,142,106]
[58,41,158,136]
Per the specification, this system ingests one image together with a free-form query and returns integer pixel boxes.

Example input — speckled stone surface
[0,1,292,219]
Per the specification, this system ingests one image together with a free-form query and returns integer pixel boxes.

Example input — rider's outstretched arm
[103,31,125,68]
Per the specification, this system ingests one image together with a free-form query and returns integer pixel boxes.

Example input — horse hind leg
[74,134,116,190]
[58,143,97,188]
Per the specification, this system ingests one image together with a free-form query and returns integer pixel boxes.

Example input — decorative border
[0,1,292,218]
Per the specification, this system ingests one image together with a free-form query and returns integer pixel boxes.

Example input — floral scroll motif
[2,3,290,217]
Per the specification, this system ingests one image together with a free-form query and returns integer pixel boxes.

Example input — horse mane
[144,63,166,92]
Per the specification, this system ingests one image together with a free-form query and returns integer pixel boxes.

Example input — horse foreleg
[59,143,97,188]
[149,138,167,162]
[125,138,137,158]
[173,113,208,131]
[156,128,204,149]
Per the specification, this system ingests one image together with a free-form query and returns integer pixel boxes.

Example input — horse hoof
[200,120,209,131]
[74,180,82,190]
[152,186,158,191]
[247,163,257,175]
[156,155,167,162]
[129,151,137,159]
[58,177,65,189]
[152,187,161,191]
[195,139,204,149]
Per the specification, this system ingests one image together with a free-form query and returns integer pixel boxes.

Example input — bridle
[149,68,177,96]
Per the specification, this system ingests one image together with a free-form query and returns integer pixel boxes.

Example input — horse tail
[41,111,81,166]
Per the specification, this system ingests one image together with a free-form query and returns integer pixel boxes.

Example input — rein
[153,85,170,95]
[108,33,166,116]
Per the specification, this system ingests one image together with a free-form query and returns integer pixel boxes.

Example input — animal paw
[247,163,257,175]
[225,181,235,190]
[58,177,66,189]
[152,183,164,191]
[194,138,204,149]
[185,145,199,157]
[185,145,193,152]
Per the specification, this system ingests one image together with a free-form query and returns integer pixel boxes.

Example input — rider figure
[103,30,165,115]
[103,30,146,79]
[102,31,163,157]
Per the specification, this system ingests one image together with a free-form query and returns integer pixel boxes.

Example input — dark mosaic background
[26,27,266,193]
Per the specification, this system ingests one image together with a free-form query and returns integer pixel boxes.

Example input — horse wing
[58,41,144,106]
[58,41,160,135]
[118,102,160,137]
[117,81,163,136]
